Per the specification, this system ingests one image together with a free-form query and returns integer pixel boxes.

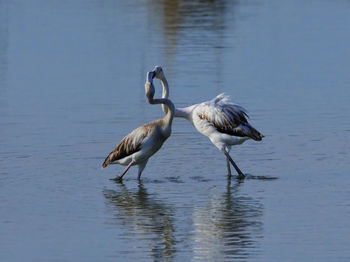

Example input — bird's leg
[114,161,134,181]
[223,150,245,179]
[137,161,148,180]
[226,156,232,179]
[225,146,232,178]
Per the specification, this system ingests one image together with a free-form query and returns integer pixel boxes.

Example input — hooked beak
[145,81,155,102]
[146,71,156,83]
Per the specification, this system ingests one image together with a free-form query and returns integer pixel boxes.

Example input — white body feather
[153,65,263,177]
[176,94,252,151]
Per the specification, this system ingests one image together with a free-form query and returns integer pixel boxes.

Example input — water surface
[1,0,350,261]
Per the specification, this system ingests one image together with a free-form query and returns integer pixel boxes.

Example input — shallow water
[1,0,350,261]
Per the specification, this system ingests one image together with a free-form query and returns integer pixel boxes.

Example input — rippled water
[1,0,350,261]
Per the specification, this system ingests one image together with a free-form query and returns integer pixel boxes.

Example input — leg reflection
[104,182,175,260]
[191,180,263,260]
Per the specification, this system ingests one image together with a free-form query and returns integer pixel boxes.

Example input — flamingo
[102,72,175,181]
[150,66,264,179]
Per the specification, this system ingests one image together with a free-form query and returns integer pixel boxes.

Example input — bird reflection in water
[104,182,175,261]
[191,180,263,261]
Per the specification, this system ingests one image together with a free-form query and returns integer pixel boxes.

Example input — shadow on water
[191,180,263,261]
[244,174,279,181]
[103,182,176,261]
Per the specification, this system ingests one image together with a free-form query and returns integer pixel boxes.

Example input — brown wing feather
[198,111,246,137]
[102,123,155,168]
[198,109,263,140]
[197,94,263,140]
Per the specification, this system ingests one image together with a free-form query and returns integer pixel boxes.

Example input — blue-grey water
[1,0,350,261]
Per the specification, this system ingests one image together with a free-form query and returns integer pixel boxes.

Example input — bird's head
[151,65,164,80]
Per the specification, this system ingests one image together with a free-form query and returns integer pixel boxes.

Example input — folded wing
[197,93,263,141]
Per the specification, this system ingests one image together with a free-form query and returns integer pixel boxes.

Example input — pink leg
[223,150,245,179]
[114,161,134,181]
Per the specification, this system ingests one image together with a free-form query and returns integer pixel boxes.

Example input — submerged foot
[111,176,123,183]
[237,173,246,180]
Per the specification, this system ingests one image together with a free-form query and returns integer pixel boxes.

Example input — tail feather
[247,126,264,141]
[102,152,113,168]
[238,124,264,141]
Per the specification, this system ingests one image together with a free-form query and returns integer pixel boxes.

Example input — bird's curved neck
[159,75,193,120]
[159,76,170,114]
[149,97,175,129]
[175,106,193,119]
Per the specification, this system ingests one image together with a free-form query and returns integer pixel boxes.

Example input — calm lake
[1,0,350,261]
